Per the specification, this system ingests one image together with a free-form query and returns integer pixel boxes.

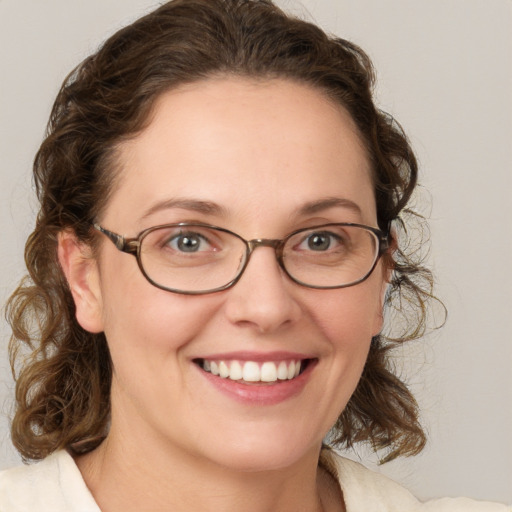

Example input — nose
[223,246,302,334]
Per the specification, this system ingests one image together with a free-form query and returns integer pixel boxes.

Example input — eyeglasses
[93,222,389,295]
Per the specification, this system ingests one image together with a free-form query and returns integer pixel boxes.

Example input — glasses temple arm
[93,223,128,251]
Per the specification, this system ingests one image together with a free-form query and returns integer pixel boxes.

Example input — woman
[0,0,508,510]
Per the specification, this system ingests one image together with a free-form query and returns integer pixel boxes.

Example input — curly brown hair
[6,0,440,463]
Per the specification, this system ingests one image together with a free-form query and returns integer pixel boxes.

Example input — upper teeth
[202,359,302,382]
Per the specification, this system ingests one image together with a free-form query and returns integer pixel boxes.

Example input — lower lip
[196,361,316,406]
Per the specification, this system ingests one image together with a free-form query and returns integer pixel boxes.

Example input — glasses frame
[93,222,390,295]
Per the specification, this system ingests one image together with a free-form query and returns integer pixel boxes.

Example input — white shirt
[0,450,509,511]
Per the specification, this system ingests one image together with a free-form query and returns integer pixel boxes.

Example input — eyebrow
[140,195,362,222]
[296,197,362,217]
[141,198,228,220]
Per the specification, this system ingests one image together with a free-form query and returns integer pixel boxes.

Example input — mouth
[193,358,313,384]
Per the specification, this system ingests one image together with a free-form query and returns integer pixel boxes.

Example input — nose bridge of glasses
[247,238,283,253]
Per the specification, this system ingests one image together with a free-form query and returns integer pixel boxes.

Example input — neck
[75,429,338,512]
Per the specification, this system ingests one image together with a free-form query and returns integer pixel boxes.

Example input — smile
[196,359,309,383]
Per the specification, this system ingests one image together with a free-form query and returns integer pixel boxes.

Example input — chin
[198,429,323,473]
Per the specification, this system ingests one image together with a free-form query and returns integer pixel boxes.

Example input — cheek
[308,280,384,350]
[97,255,221,364]
[297,283,384,429]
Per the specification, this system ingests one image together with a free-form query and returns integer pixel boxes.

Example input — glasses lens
[139,225,246,293]
[283,225,380,288]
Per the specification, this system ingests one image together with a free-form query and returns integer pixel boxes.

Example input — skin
[59,77,389,512]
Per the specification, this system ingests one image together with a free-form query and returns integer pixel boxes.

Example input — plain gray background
[1,0,511,503]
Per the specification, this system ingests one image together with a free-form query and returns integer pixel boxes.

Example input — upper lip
[192,351,315,362]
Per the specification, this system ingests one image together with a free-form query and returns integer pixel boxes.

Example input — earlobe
[371,275,390,337]
[58,230,104,333]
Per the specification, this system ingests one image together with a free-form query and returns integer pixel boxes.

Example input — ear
[58,230,104,333]
[382,230,397,295]
[372,231,397,336]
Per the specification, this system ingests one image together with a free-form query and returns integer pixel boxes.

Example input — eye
[298,231,343,252]
[306,232,332,251]
[166,232,213,253]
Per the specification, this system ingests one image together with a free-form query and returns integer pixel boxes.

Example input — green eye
[167,232,210,253]
[306,233,332,251]
[298,231,343,252]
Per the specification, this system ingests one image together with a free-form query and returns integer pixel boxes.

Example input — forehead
[106,77,376,231]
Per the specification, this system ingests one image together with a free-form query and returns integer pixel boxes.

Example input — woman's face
[74,78,388,471]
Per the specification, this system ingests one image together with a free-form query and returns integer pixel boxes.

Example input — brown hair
[6,0,440,463]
